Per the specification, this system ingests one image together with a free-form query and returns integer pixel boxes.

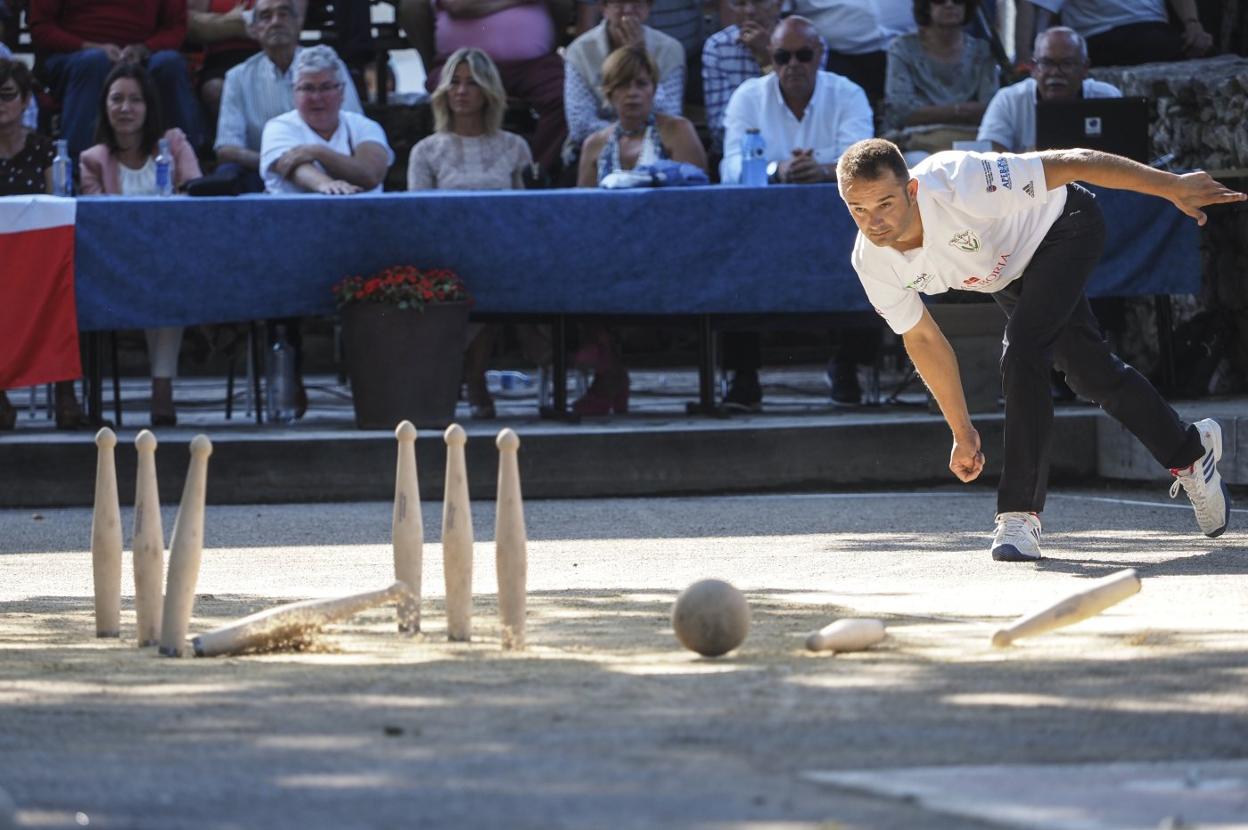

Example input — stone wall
[1092,55,1248,172]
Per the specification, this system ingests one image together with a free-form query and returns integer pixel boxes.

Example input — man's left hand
[119,43,151,64]
[783,149,826,184]
[1167,170,1246,225]
[316,179,362,195]
[1182,21,1213,56]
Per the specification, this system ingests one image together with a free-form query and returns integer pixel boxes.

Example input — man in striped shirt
[701,0,781,154]
[214,0,361,192]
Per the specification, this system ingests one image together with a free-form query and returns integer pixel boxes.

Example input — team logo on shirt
[981,160,996,192]
[962,252,1012,288]
[905,273,935,291]
[996,159,1013,189]
[1023,181,1035,198]
[949,230,980,253]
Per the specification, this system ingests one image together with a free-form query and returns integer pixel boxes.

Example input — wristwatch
[766,160,781,184]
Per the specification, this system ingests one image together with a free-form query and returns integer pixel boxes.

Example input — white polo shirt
[720,70,873,183]
[786,0,915,54]
[851,151,1068,335]
[977,77,1121,152]
[260,109,394,194]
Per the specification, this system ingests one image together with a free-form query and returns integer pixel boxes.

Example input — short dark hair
[913,0,979,27]
[0,57,32,99]
[837,138,910,185]
[93,62,165,157]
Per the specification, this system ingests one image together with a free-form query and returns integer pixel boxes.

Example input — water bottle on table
[52,139,73,197]
[155,138,173,197]
[740,128,768,187]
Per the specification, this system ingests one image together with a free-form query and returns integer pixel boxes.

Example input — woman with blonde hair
[409,47,543,418]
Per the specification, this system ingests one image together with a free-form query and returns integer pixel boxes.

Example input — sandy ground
[1,486,1247,829]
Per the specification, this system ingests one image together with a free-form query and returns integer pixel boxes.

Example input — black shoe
[828,361,862,407]
[722,370,762,413]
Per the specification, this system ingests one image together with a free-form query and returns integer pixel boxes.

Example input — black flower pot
[341,302,470,429]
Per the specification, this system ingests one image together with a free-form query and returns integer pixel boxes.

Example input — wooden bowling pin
[158,435,212,657]
[442,424,473,642]
[132,430,165,647]
[192,581,414,657]
[393,421,422,634]
[91,427,122,638]
[992,569,1142,648]
[805,618,886,653]
[495,429,527,650]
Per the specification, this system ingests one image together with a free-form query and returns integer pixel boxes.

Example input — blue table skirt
[71,184,1199,332]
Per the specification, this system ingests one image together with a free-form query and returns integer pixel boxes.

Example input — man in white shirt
[214,0,363,192]
[786,0,913,105]
[260,45,393,195]
[718,16,875,410]
[977,27,1119,154]
[836,137,1243,561]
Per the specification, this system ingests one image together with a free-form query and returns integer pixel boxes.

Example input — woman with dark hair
[80,62,202,426]
[883,0,998,155]
[0,57,90,430]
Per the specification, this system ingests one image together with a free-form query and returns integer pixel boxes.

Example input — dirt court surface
[1,486,1246,829]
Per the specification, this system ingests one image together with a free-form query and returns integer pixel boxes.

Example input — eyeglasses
[294,81,344,95]
[930,0,966,5]
[0,88,22,103]
[1034,57,1084,73]
[773,48,816,66]
[729,0,776,8]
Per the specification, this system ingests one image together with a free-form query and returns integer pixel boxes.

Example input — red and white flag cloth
[0,195,80,390]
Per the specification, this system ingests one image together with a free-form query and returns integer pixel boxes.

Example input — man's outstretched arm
[1039,149,1246,225]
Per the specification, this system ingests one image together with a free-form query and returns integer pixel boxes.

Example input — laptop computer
[1035,97,1151,163]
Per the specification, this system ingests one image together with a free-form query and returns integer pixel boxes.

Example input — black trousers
[990,184,1203,513]
[1086,22,1182,67]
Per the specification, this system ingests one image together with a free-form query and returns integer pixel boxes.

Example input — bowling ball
[671,579,750,657]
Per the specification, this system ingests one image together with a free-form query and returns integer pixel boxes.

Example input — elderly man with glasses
[717,16,876,412]
[260,44,392,195]
[977,26,1119,154]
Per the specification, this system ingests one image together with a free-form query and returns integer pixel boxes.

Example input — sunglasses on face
[773,48,815,66]
[0,88,22,102]
[930,0,966,5]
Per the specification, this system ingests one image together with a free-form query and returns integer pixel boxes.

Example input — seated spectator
[1016,0,1212,67]
[977,26,1119,153]
[564,0,685,159]
[79,63,202,426]
[398,0,571,176]
[701,0,783,155]
[259,45,392,195]
[30,0,205,159]
[0,56,90,430]
[0,41,38,129]
[785,0,914,107]
[215,0,363,193]
[575,44,705,416]
[578,0,704,102]
[883,0,998,161]
[408,47,543,419]
[186,0,259,125]
[719,17,876,410]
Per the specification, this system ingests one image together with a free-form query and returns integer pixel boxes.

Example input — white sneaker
[1169,417,1231,538]
[990,512,1043,561]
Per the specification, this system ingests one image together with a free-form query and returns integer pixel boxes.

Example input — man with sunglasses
[978,27,1119,154]
[718,16,875,411]
[836,137,1244,561]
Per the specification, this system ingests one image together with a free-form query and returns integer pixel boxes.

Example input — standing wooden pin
[393,420,423,634]
[132,430,165,647]
[495,428,527,650]
[91,427,122,638]
[158,434,213,657]
[442,424,473,641]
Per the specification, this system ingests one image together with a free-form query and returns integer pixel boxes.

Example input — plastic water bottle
[155,138,173,196]
[486,370,535,396]
[52,139,73,197]
[266,325,298,423]
[740,128,768,187]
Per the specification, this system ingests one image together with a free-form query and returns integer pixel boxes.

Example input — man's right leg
[41,49,113,159]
